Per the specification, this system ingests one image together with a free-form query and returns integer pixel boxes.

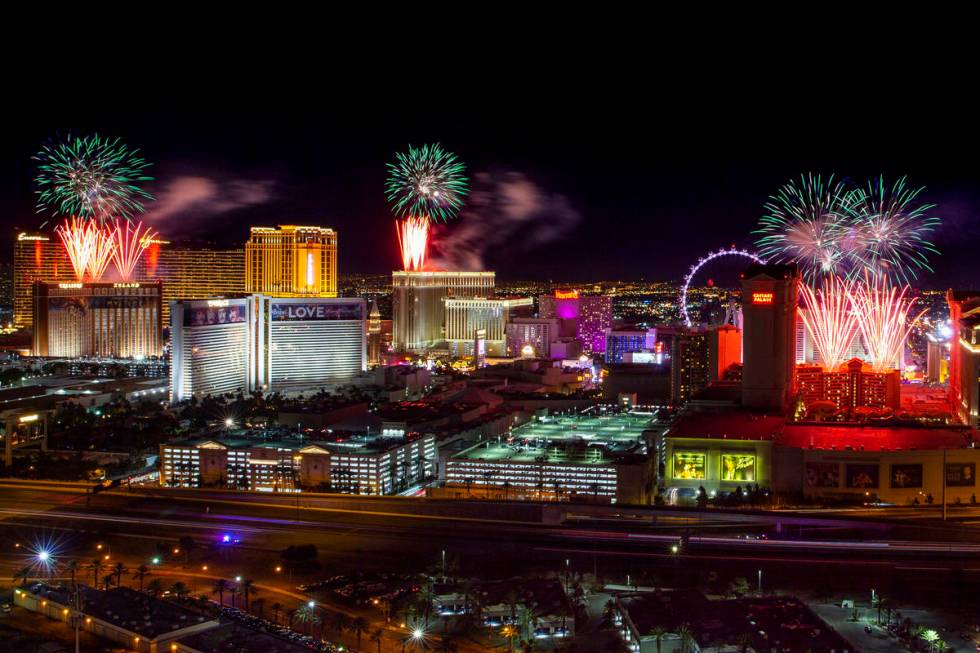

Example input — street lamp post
[757,569,762,595]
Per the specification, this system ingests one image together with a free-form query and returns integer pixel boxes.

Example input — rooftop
[22,583,212,640]
[668,410,975,450]
[452,411,654,464]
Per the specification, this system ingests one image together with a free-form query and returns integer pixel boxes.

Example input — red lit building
[795,359,900,414]
[948,290,980,427]
[740,264,799,411]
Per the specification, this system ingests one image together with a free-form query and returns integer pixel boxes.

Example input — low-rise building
[441,410,656,504]
[14,583,218,653]
[160,430,437,495]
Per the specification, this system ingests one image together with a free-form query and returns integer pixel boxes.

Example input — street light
[307,600,316,609]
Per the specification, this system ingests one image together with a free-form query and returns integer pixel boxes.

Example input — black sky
[3,86,979,289]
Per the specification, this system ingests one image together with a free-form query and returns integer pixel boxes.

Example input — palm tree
[13,567,30,586]
[65,560,79,591]
[112,562,127,588]
[649,625,668,653]
[253,597,266,620]
[89,559,106,588]
[677,623,696,653]
[212,578,228,607]
[271,601,283,625]
[146,578,164,598]
[240,578,255,611]
[101,574,113,591]
[352,616,368,651]
[170,581,190,600]
[332,611,350,635]
[370,627,384,653]
[133,565,149,592]
[295,604,320,635]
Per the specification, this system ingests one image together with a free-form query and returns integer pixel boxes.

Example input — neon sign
[752,292,774,305]
[555,290,579,299]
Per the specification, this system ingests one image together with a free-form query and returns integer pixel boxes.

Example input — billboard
[889,464,923,489]
[805,462,839,488]
[846,464,879,489]
[946,462,976,487]
[721,453,756,482]
[270,301,362,322]
[184,303,247,327]
[673,451,706,480]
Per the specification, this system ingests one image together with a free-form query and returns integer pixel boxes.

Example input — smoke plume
[141,175,275,235]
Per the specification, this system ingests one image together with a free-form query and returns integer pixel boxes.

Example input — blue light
[222,535,231,543]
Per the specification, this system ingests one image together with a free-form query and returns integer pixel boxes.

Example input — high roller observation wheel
[680,247,765,327]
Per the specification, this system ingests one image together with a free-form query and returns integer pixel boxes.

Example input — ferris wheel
[680,247,765,327]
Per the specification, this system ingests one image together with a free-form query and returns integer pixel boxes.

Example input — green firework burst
[385,143,468,221]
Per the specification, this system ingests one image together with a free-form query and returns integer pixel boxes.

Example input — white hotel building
[170,296,366,402]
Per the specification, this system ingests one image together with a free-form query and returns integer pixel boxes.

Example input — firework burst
[843,176,940,284]
[798,276,860,371]
[849,274,926,372]
[54,218,117,282]
[396,216,429,271]
[111,220,158,280]
[755,173,853,279]
[385,144,468,221]
[34,134,154,222]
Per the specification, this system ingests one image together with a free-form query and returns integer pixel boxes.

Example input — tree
[212,579,228,607]
[696,486,708,508]
[240,578,255,611]
[13,567,30,585]
[370,627,384,653]
[649,625,668,653]
[132,565,149,592]
[253,597,266,620]
[146,578,164,598]
[171,582,190,600]
[352,616,368,651]
[295,604,320,635]
[89,559,106,588]
[271,602,283,625]
[332,611,350,635]
[677,623,696,653]
[729,577,750,598]
[112,562,127,588]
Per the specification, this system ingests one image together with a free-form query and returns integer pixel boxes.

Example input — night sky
[3,95,979,289]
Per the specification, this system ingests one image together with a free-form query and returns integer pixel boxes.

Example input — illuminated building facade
[506,317,559,358]
[443,412,654,504]
[794,359,900,413]
[32,281,162,359]
[13,232,74,329]
[605,328,656,364]
[392,271,495,353]
[245,225,338,298]
[948,290,980,427]
[741,263,799,410]
[258,297,366,393]
[444,297,533,357]
[367,300,383,367]
[170,297,253,402]
[670,330,708,404]
[537,291,612,351]
[148,244,245,325]
[170,295,365,402]
[577,295,613,353]
[161,433,435,495]
[14,232,244,329]
[709,324,742,379]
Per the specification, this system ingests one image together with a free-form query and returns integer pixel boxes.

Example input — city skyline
[4,103,980,288]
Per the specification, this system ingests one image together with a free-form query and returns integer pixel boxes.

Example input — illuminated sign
[752,292,774,305]
[270,302,363,321]
[554,290,579,300]
[58,283,83,289]
[113,283,141,289]
[207,300,230,308]
[673,451,706,480]
[721,453,756,482]
[17,233,49,241]
[18,414,39,423]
